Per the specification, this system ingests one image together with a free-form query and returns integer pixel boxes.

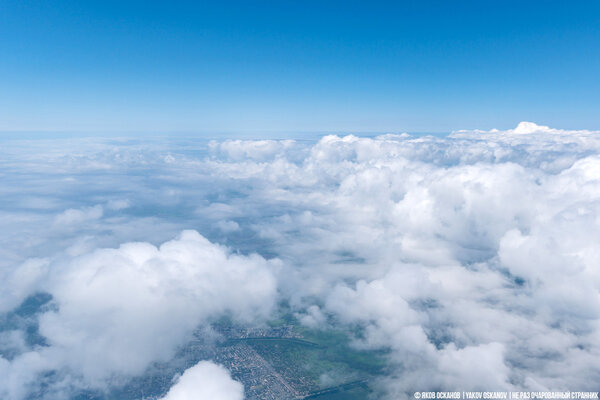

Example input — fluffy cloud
[206,124,600,394]
[0,231,277,398]
[161,361,244,400]
[1,122,600,399]
[54,205,104,226]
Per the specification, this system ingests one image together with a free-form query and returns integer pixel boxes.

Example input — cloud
[0,231,278,398]
[1,122,600,398]
[161,361,244,400]
[215,219,241,233]
[106,199,131,211]
[209,139,298,162]
[54,205,103,226]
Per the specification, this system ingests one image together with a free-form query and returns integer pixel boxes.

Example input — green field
[241,316,387,397]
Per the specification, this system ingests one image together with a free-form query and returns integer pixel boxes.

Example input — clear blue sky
[1,1,599,134]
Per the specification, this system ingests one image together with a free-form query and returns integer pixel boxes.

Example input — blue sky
[1,0,599,134]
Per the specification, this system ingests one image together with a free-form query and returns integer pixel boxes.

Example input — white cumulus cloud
[161,361,244,400]
[0,231,278,398]
[1,122,600,399]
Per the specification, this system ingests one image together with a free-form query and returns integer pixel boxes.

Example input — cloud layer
[1,122,600,398]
